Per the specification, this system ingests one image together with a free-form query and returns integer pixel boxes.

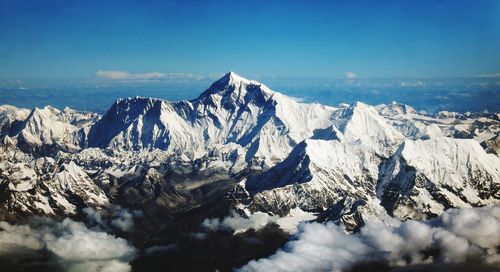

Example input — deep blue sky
[1,0,499,80]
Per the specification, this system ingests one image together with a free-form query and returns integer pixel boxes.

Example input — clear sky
[0,0,499,79]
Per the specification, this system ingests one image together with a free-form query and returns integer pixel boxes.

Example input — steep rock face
[315,196,389,232]
[482,133,500,155]
[88,97,171,150]
[377,138,500,220]
[243,139,382,215]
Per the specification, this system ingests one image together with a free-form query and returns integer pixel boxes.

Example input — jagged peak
[332,102,366,120]
[207,71,250,89]
[223,71,251,84]
[331,101,404,146]
[115,96,163,104]
[216,71,263,86]
[27,106,60,121]
[102,96,167,123]
[352,101,370,109]
[109,96,168,115]
[381,101,417,115]
[335,101,370,112]
[32,105,59,114]
[198,72,275,100]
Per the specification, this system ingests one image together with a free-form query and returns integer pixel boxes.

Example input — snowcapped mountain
[378,137,500,220]
[0,72,499,232]
[87,72,336,167]
[0,105,98,156]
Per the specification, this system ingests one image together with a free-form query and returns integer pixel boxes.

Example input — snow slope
[378,138,500,220]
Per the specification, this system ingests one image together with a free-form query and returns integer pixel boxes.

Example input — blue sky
[1,0,499,80]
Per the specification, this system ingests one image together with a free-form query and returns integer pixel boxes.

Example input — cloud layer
[96,70,205,81]
[83,205,143,232]
[0,217,137,272]
[202,211,278,234]
[239,206,500,272]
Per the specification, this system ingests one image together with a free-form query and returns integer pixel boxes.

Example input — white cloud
[47,219,136,262]
[345,71,357,79]
[95,70,205,81]
[83,207,106,228]
[477,73,500,78]
[64,260,132,272]
[111,209,136,232]
[207,73,226,80]
[202,211,278,234]
[400,80,426,87]
[239,206,500,271]
[84,206,143,232]
[0,217,137,271]
[0,221,45,253]
[96,70,131,80]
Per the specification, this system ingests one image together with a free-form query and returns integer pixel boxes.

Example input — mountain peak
[212,71,253,88]
[224,71,246,82]
[197,72,274,102]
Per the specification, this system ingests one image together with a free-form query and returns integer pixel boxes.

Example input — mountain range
[1,72,499,226]
[0,73,499,270]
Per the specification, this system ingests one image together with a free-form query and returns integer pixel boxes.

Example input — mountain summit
[196,71,275,108]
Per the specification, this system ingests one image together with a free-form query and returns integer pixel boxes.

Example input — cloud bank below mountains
[83,205,144,232]
[201,211,278,234]
[239,206,500,272]
[0,217,136,272]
